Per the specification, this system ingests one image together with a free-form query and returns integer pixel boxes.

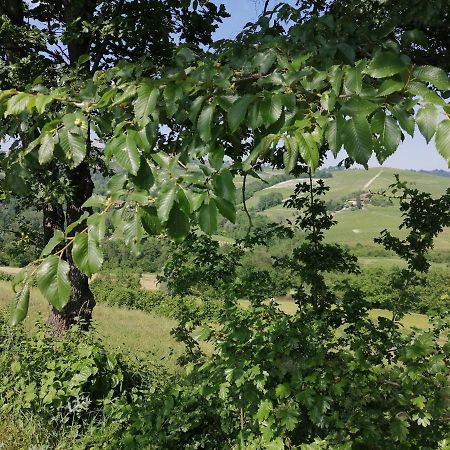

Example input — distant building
[345,192,373,209]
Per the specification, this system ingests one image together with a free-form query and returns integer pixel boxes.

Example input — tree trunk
[45,0,97,334]
[47,162,95,334]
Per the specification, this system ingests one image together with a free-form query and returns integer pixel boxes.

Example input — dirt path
[363,169,383,190]
[140,273,159,291]
[0,266,21,275]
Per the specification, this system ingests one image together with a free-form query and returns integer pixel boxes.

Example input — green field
[239,298,431,329]
[245,168,450,250]
[0,281,183,371]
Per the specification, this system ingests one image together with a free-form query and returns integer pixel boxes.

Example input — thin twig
[242,173,253,236]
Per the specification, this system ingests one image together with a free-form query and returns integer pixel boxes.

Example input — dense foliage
[1,0,450,325]
[3,177,449,449]
[1,1,450,448]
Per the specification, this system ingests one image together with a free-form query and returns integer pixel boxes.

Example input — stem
[242,173,253,236]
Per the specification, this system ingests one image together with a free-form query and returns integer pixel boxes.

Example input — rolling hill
[243,167,450,251]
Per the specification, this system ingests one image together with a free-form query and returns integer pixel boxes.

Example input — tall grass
[0,281,184,371]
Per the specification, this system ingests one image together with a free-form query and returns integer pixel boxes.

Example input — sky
[212,0,449,171]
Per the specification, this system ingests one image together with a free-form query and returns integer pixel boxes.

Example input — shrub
[0,271,13,282]
[0,313,170,448]
[157,301,450,449]
[330,266,450,314]
[255,191,284,211]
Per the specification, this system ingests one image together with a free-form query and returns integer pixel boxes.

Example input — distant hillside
[243,168,450,251]
[417,169,450,178]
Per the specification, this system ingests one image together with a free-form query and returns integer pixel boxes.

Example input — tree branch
[90,0,126,73]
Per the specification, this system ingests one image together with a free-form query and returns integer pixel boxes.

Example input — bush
[0,271,13,282]
[330,266,450,314]
[150,301,450,449]
[90,278,167,311]
[255,191,284,211]
[0,313,171,448]
[90,278,224,323]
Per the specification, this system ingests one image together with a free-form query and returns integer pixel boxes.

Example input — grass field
[239,298,431,329]
[244,168,450,251]
[0,281,184,371]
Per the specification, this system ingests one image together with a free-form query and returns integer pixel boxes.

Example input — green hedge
[90,278,223,321]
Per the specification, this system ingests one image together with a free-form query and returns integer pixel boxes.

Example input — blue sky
[213,1,449,171]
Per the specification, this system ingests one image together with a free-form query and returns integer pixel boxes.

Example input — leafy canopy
[1,4,450,316]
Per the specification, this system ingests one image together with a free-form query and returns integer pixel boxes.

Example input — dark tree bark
[0,0,24,26]
[44,0,98,334]
[47,162,95,335]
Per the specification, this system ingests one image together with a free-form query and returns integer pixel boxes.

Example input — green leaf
[208,147,225,171]
[82,194,106,208]
[390,105,415,136]
[261,94,283,127]
[11,283,30,326]
[435,120,450,165]
[41,230,65,257]
[122,212,143,247]
[87,213,106,242]
[72,230,103,277]
[134,82,159,119]
[247,99,264,129]
[177,188,193,215]
[340,97,379,117]
[376,115,401,162]
[58,127,86,167]
[114,133,141,175]
[77,54,90,65]
[298,132,319,170]
[275,383,291,399]
[198,201,218,235]
[151,152,171,169]
[37,255,71,310]
[416,104,440,143]
[320,90,336,111]
[378,79,405,96]
[255,399,273,421]
[283,135,298,173]
[214,197,236,223]
[198,103,215,142]
[163,83,183,117]
[243,135,274,171]
[254,49,277,75]
[344,116,373,164]
[325,117,342,156]
[137,122,157,151]
[130,157,154,190]
[212,169,236,202]
[107,173,128,193]
[337,43,355,63]
[186,191,207,212]
[228,95,254,132]
[189,96,205,124]
[167,204,190,241]
[157,184,176,223]
[194,326,211,341]
[39,133,55,164]
[413,65,450,91]
[329,66,344,95]
[343,67,363,94]
[139,206,162,235]
[34,94,54,114]
[5,92,32,116]
[367,51,406,78]
[408,81,446,106]
[12,268,28,293]
[65,212,89,236]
